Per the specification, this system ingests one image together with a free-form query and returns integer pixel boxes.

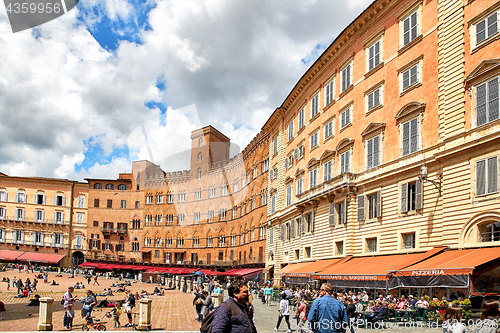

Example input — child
[111,303,122,328]
[64,304,75,330]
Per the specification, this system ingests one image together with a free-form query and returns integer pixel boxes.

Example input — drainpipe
[67,182,75,269]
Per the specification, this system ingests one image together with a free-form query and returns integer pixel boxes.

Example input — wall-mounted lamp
[419,164,441,196]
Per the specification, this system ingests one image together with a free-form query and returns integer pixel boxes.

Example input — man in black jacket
[211,280,257,333]
[369,302,388,323]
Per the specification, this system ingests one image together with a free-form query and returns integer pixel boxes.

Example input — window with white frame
[16,192,26,203]
[218,235,225,246]
[401,180,422,213]
[335,241,344,255]
[178,213,185,223]
[367,40,381,71]
[402,64,419,90]
[341,63,352,93]
[195,190,202,201]
[311,93,319,118]
[54,233,63,247]
[285,154,293,169]
[325,79,334,105]
[166,194,173,203]
[121,200,126,209]
[324,120,334,139]
[367,88,381,111]
[209,187,216,198]
[220,208,227,220]
[77,196,84,208]
[76,213,83,224]
[155,215,163,225]
[144,237,152,246]
[166,214,174,224]
[165,237,172,247]
[402,9,418,46]
[222,185,229,196]
[54,195,65,206]
[337,201,346,225]
[194,237,200,247]
[156,195,163,204]
[231,235,236,246]
[323,160,333,182]
[340,107,351,128]
[0,191,6,202]
[16,208,24,221]
[14,230,24,244]
[0,207,5,219]
[178,192,186,202]
[35,210,44,222]
[35,193,45,205]
[145,215,152,225]
[476,156,498,196]
[177,237,184,247]
[403,232,416,249]
[366,237,377,253]
[294,144,305,161]
[260,226,265,240]
[207,210,214,222]
[0,229,4,242]
[207,237,213,247]
[271,194,276,213]
[288,121,294,141]
[367,136,380,169]
[273,136,278,155]
[402,118,418,156]
[75,235,82,249]
[263,159,269,172]
[309,169,318,189]
[475,12,498,46]
[310,132,319,149]
[146,195,153,204]
[340,151,350,174]
[286,185,292,206]
[261,192,267,205]
[296,177,303,195]
[197,169,201,180]
[232,207,237,219]
[298,108,305,130]
[154,238,162,247]
[476,77,499,127]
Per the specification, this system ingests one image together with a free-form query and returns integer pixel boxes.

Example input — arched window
[480,222,500,242]
[105,184,115,190]
[118,184,127,191]
[197,169,202,180]
[135,201,140,209]
[198,138,203,147]
[198,153,202,162]
[94,183,102,189]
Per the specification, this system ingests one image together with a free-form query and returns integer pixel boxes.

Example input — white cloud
[0,0,374,181]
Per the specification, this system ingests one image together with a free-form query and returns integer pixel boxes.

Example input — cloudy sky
[0,0,372,181]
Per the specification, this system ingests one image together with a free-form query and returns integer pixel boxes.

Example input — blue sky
[0,0,372,180]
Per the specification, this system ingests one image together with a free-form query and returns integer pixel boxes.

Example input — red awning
[285,259,343,277]
[242,268,263,277]
[78,262,101,268]
[17,252,65,264]
[197,269,221,276]
[219,268,249,276]
[0,250,25,261]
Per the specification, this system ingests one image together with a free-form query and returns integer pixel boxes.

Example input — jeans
[276,315,291,330]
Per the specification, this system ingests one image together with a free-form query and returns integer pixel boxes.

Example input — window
[14,230,24,244]
[118,184,127,191]
[296,177,303,195]
[154,238,162,247]
[208,210,215,222]
[403,232,416,249]
[107,199,112,208]
[75,235,82,249]
[155,215,163,225]
[132,242,140,251]
[35,210,44,222]
[402,118,418,156]
[298,108,305,130]
[286,185,292,206]
[198,138,203,147]
[324,120,333,139]
[221,185,229,196]
[367,88,381,110]
[323,160,332,182]
[194,212,201,223]
[309,169,318,189]
[177,237,184,247]
[132,219,140,229]
[476,77,499,127]
[476,12,498,45]
[76,213,83,224]
[167,194,174,203]
[121,200,126,209]
[156,195,163,204]
[146,196,153,204]
[340,107,351,128]
[335,241,344,255]
[195,190,202,201]
[165,237,172,247]
[340,151,350,174]
[178,213,185,223]
[273,137,278,155]
[367,136,380,169]
[232,207,237,219]
[260,226,265,240]
[15,192,26,203]
[263,159,269,172]
[77,196,84,208]
[53,234,63,247]
[402,10,418,46]
[209,188,216,198]
[360,191,381,219]
[341,63,351,93]
[145,215,152,225]
[36,193,46,205]
[178,192,186,202]
[481,222,500,242]
[16,208,24,221]
[269,228,273,244]
[285,154,293,169]
[367,40,381,71]
[144,237,151,247]
[218,235,225,246]
[198,153,202,162]
[261,192,267,205]
[94,183,103,189]
[311,93,319,118]
[231,235,236,246]
[271,195,276,213]
[234,181,239,192]
[476,156,498,196]
[310,132,318,149]
[402,64,419,90]
[105,184,115,190]
[207,237,213,247]
[165,214,174,224]
[194,237,200,247]
[220,209,227,220]
[401,180,422,213]
[0,191,6,202]
[304,246,311,259]
[337,201,346,225]
[288,121,294,141]
[197,169,201,180]
[135,201,140,209]
[325,79,334,105]
[0,207,5,219]
[366,237,377,253]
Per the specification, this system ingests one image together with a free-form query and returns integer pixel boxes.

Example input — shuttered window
[288,121,294,141]
[402,64,419,90]
[367,88,381,110]
[403,10,418,46]
[476,156,499,196]
[402,118,418,156]
[476,77,499,127]
[340,151,350,174]
[367,136,380,169]
[357,195,365,221]
[324,120,334,139]
[311,93,319,118]
[401,180,422,213]
[329,203,336,226]
[341,64,351,93]
[323,160,332,182]
[340,107,351,128]
[325,80,334,105]
[298,108,305,129]
[286,185,292,206]
[476,12,498,45]
[368,40,381,71]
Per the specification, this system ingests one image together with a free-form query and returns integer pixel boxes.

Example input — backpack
[304,302,312,317]
[200,300,244,333]
[60,298,64,305]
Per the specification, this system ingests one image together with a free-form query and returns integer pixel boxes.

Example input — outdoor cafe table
[398,309,417,322]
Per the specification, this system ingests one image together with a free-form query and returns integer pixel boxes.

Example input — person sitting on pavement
[50,280,59,286]
[27,294,40,306]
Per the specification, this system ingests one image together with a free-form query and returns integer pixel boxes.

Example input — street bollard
[37,297,54,331]
[212,293,221,307]
[137,298,152,331]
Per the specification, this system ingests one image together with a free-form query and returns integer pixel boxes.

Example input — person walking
[264,283,273,306]
[345,297,356,333]
[193,289,205,322]
[93,275,99,286]
[81,290,97,318]
[201,291,212,318]
[16,278,23,294]
[274,293,292,332]
[307,283,348,333]
[123,291,136,327]
[296,298,309,333]
[211,280,257,333]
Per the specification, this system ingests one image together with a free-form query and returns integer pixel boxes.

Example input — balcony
[100,228,128,234]
[1,216,69,225]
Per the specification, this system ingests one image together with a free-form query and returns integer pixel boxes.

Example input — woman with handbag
[193,291,205,322]
[122,291,135,327]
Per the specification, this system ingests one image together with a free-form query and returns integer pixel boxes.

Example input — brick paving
[0,269,201,332]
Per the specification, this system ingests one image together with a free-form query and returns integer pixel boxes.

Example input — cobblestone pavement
[0,268,201,332]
